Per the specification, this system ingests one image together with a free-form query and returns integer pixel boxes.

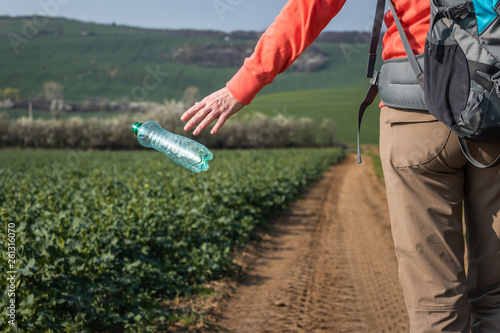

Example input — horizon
[0,0,380,33]
[0,13,374,34]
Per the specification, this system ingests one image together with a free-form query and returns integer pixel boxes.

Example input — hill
[0,16,377,104]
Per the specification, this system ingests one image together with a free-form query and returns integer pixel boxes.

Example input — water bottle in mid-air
[132,121,213,173]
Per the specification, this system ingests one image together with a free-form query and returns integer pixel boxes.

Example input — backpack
[358,0,500,168]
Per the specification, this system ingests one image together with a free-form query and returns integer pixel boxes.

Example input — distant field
[243,86,381,145]
[0,17,375,102]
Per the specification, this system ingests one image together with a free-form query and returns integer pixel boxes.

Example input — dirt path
[215,154,409,332]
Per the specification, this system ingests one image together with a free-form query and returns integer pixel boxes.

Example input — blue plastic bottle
[132,121,213,173]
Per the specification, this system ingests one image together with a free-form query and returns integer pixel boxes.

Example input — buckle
[493,76,500,97]
[369,71,379,86]
[442,2,473,20]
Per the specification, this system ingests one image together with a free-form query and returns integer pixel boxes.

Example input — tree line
[0,101,336,150]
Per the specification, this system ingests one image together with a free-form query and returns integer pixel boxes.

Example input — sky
[0,0,378,32]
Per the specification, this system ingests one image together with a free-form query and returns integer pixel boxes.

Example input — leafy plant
[0,148,343,331]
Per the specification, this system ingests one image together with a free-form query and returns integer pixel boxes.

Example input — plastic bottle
[132,121,213,173]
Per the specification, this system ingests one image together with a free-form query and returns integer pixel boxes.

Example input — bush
[1,87,20,100]
[0,101,336,149]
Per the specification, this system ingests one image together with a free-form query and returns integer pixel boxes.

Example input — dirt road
[215,154,409,332]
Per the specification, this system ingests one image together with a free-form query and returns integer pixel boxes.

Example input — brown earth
[214,154,410,332]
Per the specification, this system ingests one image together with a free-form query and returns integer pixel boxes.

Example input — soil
[214,154,410,332]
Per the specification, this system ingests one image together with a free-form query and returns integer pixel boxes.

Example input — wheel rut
[216,154,409,332]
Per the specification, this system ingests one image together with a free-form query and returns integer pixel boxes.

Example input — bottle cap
[132,122,143,135]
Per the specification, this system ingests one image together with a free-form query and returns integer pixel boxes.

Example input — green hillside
[0,16,374,103]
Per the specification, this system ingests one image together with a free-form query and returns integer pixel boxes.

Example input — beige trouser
[379,106,500,333]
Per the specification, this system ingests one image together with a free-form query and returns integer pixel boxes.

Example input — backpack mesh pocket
[424,40,470,128]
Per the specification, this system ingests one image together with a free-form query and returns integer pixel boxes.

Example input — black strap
[357,79,379,164]
[429,2,474,45]
[357,0,385,164]
[366,0,387,78]
[438,1,474,20]
[458,137,500,168]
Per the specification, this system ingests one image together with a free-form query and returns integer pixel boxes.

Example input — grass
[365,149,384,181]
[0,17,377,103]
[161,288,221,332]
[244,86,381,145]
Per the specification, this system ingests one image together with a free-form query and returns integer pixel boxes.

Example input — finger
[211,115,228,135]
[184,106,211,131]
[193,111,219,136]
[181,101,206,121]
[181,102,203,121]
[181,107,195,121]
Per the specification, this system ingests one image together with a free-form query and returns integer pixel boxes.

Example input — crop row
[0,148,343,332]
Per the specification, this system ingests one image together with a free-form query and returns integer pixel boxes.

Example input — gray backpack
[358,0,500,168]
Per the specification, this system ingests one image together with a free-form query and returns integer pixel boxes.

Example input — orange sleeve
[226,0,347,105]
[382,0,429,60]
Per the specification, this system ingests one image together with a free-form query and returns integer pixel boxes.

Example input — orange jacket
[226,0,430,105]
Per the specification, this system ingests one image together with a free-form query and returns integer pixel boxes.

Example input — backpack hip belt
[378,54,427,111]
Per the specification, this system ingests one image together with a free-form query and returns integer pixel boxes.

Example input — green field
[0,17,374,102]
[0,148,344,331]
[245,86,381,145]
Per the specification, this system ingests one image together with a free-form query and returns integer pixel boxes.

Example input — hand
[181,87,245,135]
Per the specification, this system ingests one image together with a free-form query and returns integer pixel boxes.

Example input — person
[180,0,500,332]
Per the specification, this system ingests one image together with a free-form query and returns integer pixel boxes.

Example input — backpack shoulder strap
[387,0,424,86]
[366,0,387,79]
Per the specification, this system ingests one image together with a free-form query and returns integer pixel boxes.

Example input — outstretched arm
[182,0,347,135]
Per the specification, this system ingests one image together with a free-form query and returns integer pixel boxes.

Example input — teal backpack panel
[473,0,500,34]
